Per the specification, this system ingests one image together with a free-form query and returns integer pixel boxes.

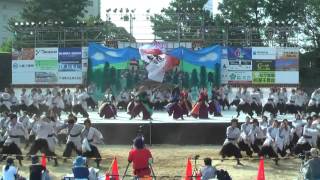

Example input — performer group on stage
[0,85,320,167]
[220,114,320,165]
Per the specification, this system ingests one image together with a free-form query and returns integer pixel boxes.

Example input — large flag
[139,44,179,82]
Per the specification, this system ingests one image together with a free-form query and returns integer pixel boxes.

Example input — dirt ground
[0,145,301,180]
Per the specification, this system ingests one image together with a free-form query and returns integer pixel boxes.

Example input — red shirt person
[128,137,153,178]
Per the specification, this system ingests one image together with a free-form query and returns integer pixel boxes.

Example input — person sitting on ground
[2,158,18,180]
[304,148,320,180]
[200,157,217,180]
[128,136,153,178]
[72,156,89,180]
[29,155,47,180]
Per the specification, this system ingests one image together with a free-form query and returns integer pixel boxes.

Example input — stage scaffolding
[12,14,301,48]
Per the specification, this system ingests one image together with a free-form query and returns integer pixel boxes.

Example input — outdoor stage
[70,110,296,145]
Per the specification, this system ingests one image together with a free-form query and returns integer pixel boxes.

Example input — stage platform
[66,110,296,145]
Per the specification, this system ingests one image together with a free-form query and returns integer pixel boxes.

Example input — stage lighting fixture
[126,8,129,13]
[131,9,136,13]
[113,8,117,13]
[20,22,24,26]
[77,21,80,25]
[25,22,30,26]
[38,22,42,25]
[54,21,58,25]
[14,22,19,26]
[106,8,111,13]
[61,21,64,25]
[31,22,35,26]
[44,21,47,26]
[146,9,150,13]
[120,8,123,13]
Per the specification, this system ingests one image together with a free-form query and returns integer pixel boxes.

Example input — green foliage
[21,0,89,25]
[182,72,190,89]
[150,0,215,44]
[207,72,214,85]
[126,71,133,90]
[0,39,12,52]
[103,63,110,91]
[191,69,199,87]
[199,66,207,88]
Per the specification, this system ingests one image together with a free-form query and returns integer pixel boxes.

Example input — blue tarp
[88,43,222,68]
[88,43,140,66]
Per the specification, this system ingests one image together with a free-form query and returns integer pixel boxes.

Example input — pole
[149,119,152,146]
[122,162,130,180]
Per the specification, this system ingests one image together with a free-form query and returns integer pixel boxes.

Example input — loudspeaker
[0,53,12,91]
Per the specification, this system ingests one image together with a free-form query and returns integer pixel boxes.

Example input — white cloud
[91,52,105,61]
[105,51,121,57]
[198,52,218,62]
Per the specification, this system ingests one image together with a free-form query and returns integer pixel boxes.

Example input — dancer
[99,89,117,119]
[60,114,84,161]
[220,119,243,165]
[180,89,192,116]
[238,116,253,157]
[230,87,241,108]
[294,116,318,155]
[1,114,28,166]
[262,88,277,116]
[27,115,58,166]
[191,89,209,119]
[251,88,263,116]
[260,120,279,165]
[73,88,89,118]
[287,89,298,114]
[130,90,153,120]
[277,88,288,115]
[236,87,253,117]
[276,121,290,157]
[81,119,103,167]
[117,89,129,110]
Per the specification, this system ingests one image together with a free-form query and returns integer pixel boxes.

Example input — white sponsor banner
[276,47,299,60]
[82,47,88,59]
[12,60,35,73]
[35,47,58,60]
[252,47,277,60]
[228,60,252,71]
[82,59,88,72]
[275,71,299,84]
[58,71,83,84]
[220,59,229,84]
[12,72,35,84]
[228,71,252,84]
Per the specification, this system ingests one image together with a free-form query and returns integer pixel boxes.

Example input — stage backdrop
[88,42,222,87]
[12,47,87,85]
[221,47,299,85]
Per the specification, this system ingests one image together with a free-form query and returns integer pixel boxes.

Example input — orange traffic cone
[195,172,201,180]
[110,157,119,180]
[257,157,265,180]
[185,158,193,180]
[41,153,46,168]
[105,172,110,180]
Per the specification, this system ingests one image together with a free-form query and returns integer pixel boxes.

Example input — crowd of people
[0,85,320,179]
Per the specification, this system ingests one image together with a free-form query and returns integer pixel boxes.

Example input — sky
[101,0,221,42]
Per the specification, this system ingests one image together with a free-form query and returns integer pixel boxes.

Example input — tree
[21,0,89,25]
[150,0,216,45]
[182,72,190,89]
[103,63,110,91]
[302,0,320,48]
[218,0,267,46]
[199,66,207,88]
[208,72,214,86]
[0,39,12,52]
[191,69,199,87]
